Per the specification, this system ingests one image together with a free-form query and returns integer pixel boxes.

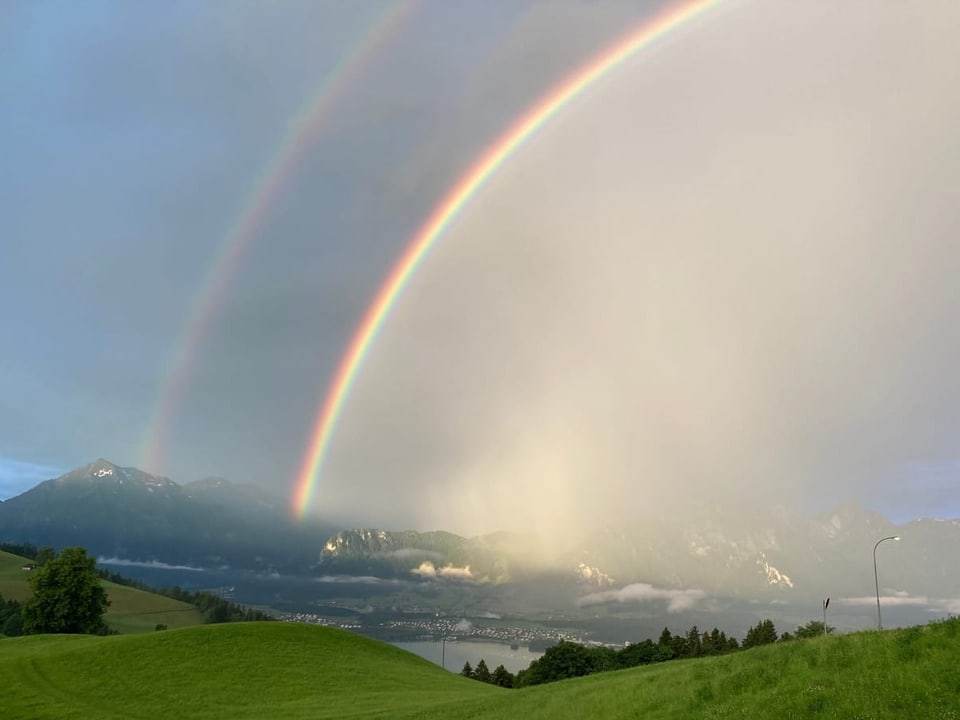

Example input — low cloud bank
[372,548,445,561]
[838,594,960,614]
[838,594,929,608]
[579,583,706,612]
[97,557,203,572]
[315,575,402,585]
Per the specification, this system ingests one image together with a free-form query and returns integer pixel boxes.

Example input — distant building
[21,563,36,571]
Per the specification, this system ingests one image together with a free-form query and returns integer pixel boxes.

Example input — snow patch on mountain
[757,552,794,588]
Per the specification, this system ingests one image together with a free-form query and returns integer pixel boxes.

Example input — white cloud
[314,575,402,585]
[97,557,203,572]
[838,595,930,608]
[410,561,473,580]
[579,583,706,612]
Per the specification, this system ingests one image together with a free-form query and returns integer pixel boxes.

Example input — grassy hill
[2,619,959,719]
[0,550,202,633]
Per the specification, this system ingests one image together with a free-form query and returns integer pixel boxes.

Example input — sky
[2,1,959,534]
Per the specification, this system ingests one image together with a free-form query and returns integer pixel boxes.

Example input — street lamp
[873,535,900,630]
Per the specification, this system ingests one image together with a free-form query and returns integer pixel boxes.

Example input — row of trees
[162,586,273,624]
[460,659,515,687]
[463,618,835,688]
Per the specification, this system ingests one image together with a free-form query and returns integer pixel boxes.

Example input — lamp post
[873,535,900,630]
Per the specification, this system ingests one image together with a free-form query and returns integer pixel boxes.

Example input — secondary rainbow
[139,1,416,476]
[292,0,725,516]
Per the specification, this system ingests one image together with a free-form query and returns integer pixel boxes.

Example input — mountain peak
[56,459,178,490]
[89,457,118,474]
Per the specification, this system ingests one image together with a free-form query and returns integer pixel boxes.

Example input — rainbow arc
[292,0,725,516]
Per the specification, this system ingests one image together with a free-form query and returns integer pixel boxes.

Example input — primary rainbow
[292,0,725,516]
[139,1,416,476]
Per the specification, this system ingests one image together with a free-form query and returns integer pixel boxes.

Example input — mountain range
[0,459,333,572]
[1,459,956,617]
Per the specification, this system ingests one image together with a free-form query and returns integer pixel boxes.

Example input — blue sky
[1,0,650,498]
[3,1,960,530]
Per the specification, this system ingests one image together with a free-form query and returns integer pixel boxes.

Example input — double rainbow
[139,2,415,475]
[292,0,725,516]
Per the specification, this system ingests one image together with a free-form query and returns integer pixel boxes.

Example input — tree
[795,620,834,639]
[515,641,615,686]
[685,625,702,657]
[617,639,659,668]
[491,664,514,688]
[654,628,676,661]
[460,661,474,678]
[21,547,110,634]
[35,546,56,567]
[474,658,492,683]
[1,592,24,637]
[742,619,778,648]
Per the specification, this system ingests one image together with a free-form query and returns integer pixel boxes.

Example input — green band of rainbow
[292,0,724,517]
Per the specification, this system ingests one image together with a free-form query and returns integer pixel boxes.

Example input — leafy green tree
[703,627,728,655]
[685,625,702,657]
[742,619,778,648]
[515,641,616,686]
[795,620,834,639]
[21,547,110,634]
[654,628,676,661]
[491,664,514,688]
[3,612,24,637]
[1,592,24,637]
[460,661,474,678]
[474,658,492,683]
[617,639,659,668]
[657,627,673,648]
[35,546,56,567]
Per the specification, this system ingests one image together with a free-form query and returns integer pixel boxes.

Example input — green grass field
[0,550,38,602]
[3,619,960,720]
[0,550,202,634]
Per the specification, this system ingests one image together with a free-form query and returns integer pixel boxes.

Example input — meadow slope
[0,549,202,633]
[2,619,960,719]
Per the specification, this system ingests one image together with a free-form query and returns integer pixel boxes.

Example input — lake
[392,639,543,674]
